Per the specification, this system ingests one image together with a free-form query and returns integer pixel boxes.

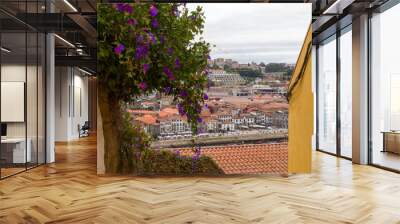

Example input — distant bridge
[152,132,288,148]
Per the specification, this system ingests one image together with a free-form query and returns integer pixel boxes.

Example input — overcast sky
[187,4,311,64]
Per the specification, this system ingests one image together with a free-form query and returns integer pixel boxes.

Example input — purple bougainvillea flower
[175,58,181,69]
[149,5,158,17]
[114,43,125,55]
[197,117,203,123]
[136,35,144,44]
[143,64,150,74]
[147,32,156,44]
[124,4,133,14]
[138,82,147,90]
[127,18,137,26]
[115,3,125,12]
[204,104,208,109]
[116,3,133,13]
[179,90,188,98]
[177,104,185,116]
[172,6,180,17]
[163,67,175,80]
[151,19,158,28]
[203,93,209,100]
[164,86,172,94]
[134,45,148,60]
[159,35,165,44]
[167,48,174,56]
[207,54,211,60]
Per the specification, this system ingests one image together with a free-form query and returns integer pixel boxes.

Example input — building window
[370,3,400,171]
[339,26,352,158]
[0,2,47,179]
[317,35,337,154]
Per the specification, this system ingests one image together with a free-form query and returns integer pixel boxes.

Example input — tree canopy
[98,3,211,132]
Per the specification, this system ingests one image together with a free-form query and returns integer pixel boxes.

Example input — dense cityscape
[129,58,293,144]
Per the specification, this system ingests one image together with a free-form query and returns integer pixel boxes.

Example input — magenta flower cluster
[115,3,133,14]
[177,103,185,116]
[114,43,125,55]
[127,18,137,26]
[138,82,147,90]
[134,45,148,60]
[175,58,181,69]
[163,67,174,80]
[149,5,158,17]
[143,64,150,74]
[151,19,158,28]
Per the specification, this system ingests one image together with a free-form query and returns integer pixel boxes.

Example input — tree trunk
[98,82,123,173]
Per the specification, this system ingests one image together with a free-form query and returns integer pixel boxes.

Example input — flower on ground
[138,82,147,90]
[149,5,158,17]
[127,18,137,26]
[163,67,175,80]
[151,19,158,28]
[114,43,125,55]
[143,64,150,74]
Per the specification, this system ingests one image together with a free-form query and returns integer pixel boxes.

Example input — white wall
[55,67,89,141]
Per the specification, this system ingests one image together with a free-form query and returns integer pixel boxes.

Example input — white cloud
[187,3,311,64]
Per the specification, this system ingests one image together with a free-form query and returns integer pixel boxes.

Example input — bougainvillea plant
[98,3,210,173]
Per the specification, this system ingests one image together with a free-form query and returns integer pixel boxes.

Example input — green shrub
[135,149,224,176]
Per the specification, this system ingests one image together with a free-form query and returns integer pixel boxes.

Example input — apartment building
[208,72,246,86]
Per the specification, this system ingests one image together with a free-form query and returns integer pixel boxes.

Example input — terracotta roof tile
[178,143,287,175]
[135,114,157,125]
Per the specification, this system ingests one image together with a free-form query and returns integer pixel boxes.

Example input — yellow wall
[288,25,313,173]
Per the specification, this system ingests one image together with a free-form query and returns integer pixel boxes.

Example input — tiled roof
[159,107,178,118]
[178,143,287,174]
[135,114,157,125]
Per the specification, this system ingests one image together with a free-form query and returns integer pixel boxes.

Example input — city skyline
[188,3,311,64]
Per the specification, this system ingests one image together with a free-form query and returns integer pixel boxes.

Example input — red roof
[135,114,157,125]
[159,107,178,118]
[178,143,287,174]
